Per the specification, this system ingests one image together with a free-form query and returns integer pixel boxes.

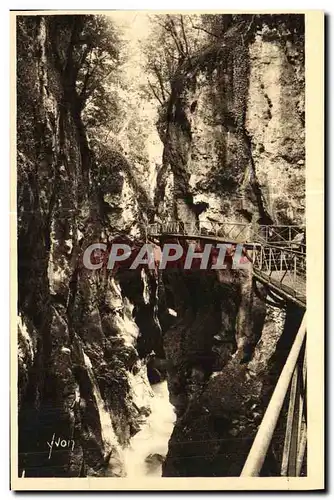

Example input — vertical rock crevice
[152,15,305,477]
[17,13,305,478]
[17,15,163,477]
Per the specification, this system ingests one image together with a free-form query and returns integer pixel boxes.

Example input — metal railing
[253,244,306,278]
[241,314,307,476]
[149,221,252,241]
[149,222,306,304]
[251,244,306,305]
[149,222,305,249]
[254,225,306,251]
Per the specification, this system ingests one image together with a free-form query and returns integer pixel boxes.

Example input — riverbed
[124,381,175,477]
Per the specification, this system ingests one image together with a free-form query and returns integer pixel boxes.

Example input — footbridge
[148,221,306,307]
[149,221,305,247]
[148,220,307,477]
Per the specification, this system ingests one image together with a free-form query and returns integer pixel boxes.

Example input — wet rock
[145,453,165,474]
[157,16,304,477]
[17,16,155,477]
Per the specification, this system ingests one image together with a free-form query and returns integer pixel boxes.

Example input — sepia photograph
[11,9,324,490]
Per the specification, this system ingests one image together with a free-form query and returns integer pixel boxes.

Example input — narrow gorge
[16,13,305,478]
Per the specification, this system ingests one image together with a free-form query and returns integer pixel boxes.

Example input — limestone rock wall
[17,16,159,477]
[16,13,305,479]
[155,17,305,228]
[154,16,305,477]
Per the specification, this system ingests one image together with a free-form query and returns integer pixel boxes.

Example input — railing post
[296,345,307,476]
[281,365,298,476]
[281,360,302,477]
[240,314,307,477]
[296,425,307,476]
[280,249,283,273]
[269,247,272,274]
[248,224,252,243]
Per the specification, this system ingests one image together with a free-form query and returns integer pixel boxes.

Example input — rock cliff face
[152,15,305,476]
[17,14,305,478]
[17,16,160,477]
[155,16,304,227]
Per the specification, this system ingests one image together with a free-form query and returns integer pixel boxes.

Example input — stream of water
[83,348,175,477]
[124,380,176,477]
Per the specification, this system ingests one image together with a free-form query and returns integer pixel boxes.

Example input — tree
[142,14,207,106]
[49,15,121,118]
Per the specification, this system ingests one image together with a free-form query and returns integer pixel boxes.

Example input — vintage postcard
[10,10,324,490]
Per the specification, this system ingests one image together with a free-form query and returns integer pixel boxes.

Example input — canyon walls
[17,15,161,477]
[16,13,305,478]
[150,14,305,476]
[155,15,305,228]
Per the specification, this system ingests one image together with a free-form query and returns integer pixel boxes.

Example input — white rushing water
[124,380,176,477]
[83,349,175,477]
[83,352,121,448]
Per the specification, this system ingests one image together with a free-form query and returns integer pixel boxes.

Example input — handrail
[148,222,305,246]
[240,313,307,476]
[259,225,305,228]
[256,243,306,257]
[148,223,306,304]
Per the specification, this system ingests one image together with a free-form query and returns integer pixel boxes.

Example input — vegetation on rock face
[17,14,160,477]
[144,14,304,226]
[142,13,305,476]
[17,13,305,478]
[47,15,121,117]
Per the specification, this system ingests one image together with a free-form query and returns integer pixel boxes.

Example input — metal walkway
[252,244,306,308]
[148,222,306,307]
[148,221,307,476]
[149,221,305,248]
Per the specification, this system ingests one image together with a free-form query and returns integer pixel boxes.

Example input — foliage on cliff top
[143,14,305,108]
